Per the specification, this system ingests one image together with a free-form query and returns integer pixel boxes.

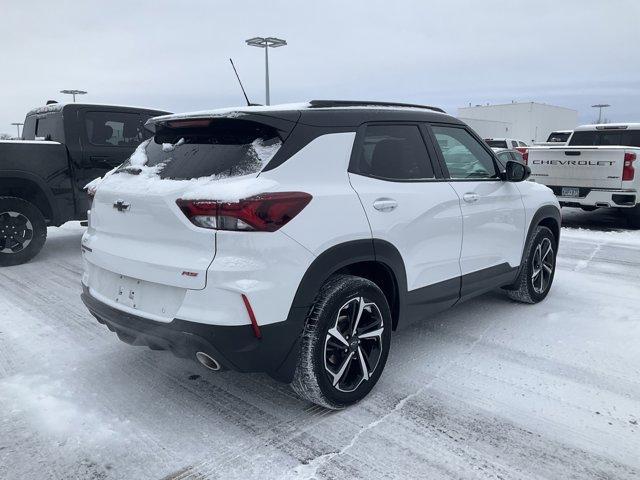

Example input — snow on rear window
[125,119,282,180]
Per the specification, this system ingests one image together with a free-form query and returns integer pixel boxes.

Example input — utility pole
[245,37,287,105]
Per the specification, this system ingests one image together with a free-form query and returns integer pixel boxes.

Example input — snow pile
[0,374,130,444]
[161,137,185,152]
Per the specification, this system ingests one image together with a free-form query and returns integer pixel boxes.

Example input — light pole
[591,104,610,124]
[60,89,87,102]
[245,37,287,105]
[10,122,23,138]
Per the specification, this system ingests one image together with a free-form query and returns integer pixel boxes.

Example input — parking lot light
[245,36,287,105]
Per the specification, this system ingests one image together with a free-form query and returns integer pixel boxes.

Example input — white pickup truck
[526,123,639,226]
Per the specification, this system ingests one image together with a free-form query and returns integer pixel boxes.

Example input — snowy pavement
[1,210,639,479]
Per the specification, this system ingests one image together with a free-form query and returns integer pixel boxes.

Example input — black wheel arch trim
[274,238,407,382]
[506,204,561,290]
[0,170,60,224]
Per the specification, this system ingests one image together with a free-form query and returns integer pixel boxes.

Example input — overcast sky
[1,0,638,134]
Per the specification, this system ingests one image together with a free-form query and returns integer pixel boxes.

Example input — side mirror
[505,160,530,182]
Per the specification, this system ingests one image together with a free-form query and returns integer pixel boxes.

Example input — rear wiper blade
[114,166,142,175]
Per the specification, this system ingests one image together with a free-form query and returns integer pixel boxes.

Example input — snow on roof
[574,123,640,131]
[0,139,62,145]
[148,102,312,125]
[27,104,65,115]
[148,100,446,126]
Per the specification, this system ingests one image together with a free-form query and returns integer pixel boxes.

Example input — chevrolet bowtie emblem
[113,200,130,212]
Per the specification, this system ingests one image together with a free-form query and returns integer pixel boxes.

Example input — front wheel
[506,226,557,304]
[0,197,47,267]
[291,275,392,409]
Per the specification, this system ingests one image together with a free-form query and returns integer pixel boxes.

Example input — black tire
[507,226,556,304]
[0,197,47,267]
[625,205,640,229]
[291,274,392,409]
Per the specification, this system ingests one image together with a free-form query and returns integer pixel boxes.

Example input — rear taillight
[177,192,312,232]
[522,150,529,165]
[87,186,96,205]
[623,152,636,181]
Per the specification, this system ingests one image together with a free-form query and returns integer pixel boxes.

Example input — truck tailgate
[528,147,626,189]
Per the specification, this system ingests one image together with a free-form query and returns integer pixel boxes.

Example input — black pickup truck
[0,102,169,266]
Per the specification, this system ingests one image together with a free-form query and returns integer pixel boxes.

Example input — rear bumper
[81,286,304,382]
[548,187,637,208]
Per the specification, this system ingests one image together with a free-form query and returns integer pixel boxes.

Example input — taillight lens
[87,185,97,205]
[177,192,312,232]
[522,150,529,165]
[623,152,636,181]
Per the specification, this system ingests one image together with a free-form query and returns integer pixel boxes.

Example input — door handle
[373,198,398,212]
[462,192,479,203]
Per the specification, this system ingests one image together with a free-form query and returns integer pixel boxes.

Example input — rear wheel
[291,275,392,409]
[507,226,556,304]
[0,197,47,267]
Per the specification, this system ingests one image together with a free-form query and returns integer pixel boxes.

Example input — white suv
[81,100,561,409]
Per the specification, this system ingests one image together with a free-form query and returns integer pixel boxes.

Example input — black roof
[148,100,462,129]
[27,103,170,117]
[308,99,445,113]
[298,100,459,127]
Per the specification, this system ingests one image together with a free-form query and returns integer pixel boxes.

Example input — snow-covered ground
[1,209,639,479]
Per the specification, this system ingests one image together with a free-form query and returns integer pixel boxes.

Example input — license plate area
[116,275,141,309]
[561,187,580,197]
[86,263,187,320]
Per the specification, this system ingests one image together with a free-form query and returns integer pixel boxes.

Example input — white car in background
[80,100,560,408]
[526,123,640,226]
[484,137,528,151]
[533,130,574,146]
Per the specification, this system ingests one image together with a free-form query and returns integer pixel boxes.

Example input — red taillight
[177,192,312,232]
[87,185,96,205]
[623,152,636,181]
[522,150,529,165]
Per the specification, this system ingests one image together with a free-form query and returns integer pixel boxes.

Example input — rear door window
[353,124,435,180]
[85,111,150,147]
[134,118,283,180]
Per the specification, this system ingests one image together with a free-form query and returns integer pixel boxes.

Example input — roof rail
[309,99,445,113]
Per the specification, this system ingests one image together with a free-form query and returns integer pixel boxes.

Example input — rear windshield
[123,119,283,180]
[569,129,640,147]
[547,132,571,143]
[485,139,507,148]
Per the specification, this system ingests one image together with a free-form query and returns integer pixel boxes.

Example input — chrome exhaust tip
[195,351,222,371]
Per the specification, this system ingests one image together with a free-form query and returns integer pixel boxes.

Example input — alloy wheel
[323,296,385,393]
[0,211,34,254]
[531,237,554,294]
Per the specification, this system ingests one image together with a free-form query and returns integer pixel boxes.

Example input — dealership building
[458,101,578,144]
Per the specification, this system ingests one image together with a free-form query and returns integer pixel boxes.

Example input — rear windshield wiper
[114,166,142,175]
